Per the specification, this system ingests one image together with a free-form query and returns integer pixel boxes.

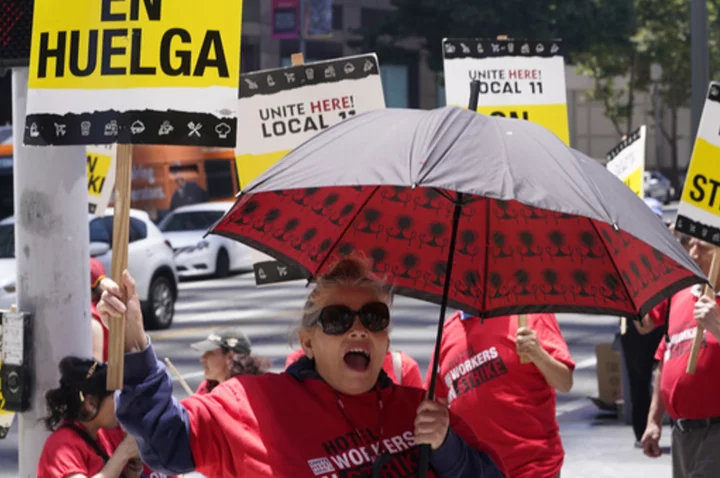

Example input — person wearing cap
[90,258,109,362]
[190,327,270,394]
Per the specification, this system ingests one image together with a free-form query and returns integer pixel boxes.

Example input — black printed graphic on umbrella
[252,208,282,234]
[272,218,300,241]
[419,222,449,250]
[494,200,518,220]
[338,242,356,257]
[311,193,340,216]
[488,272,508,299]
[353,209,385,238]
[290,188,320,207]
[630,261,649,289]
[381,186,412,205]
[570,270,598,298]
[290,227,318,252]
[369,247,389,274]
[309,238,333,263]
[455,270,482,298]
[512,269,538,299]
[424,261,448,288]
[517,231,544,259]
[329,203,356,226]
[457,230,480,258]
[546,230,574,258]
[576,231,606,261]
[520,206,548,223]
[491,231,514,260]
[232,200,260,226]
[653,248,675,274]
[385,215,417,244]
[600,273,625,303]
[640,255,661,281]
[601,229,622,256]
[622,270,640,298]
[393,253,423,282]
[540,269,566,296]
[413,189,445,215]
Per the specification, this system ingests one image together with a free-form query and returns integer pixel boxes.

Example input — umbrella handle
[417,446,431,478]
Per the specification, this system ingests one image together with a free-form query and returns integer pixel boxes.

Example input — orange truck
[129,145,240,222]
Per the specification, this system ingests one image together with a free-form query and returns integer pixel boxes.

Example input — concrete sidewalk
[559,408,672,478]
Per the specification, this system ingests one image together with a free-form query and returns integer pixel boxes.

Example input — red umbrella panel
[212,185,702,320]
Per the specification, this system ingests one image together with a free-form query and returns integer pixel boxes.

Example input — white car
[0,209,178,330]
[158,201,254,279]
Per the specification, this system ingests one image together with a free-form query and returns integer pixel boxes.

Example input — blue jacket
[115,340,504,477]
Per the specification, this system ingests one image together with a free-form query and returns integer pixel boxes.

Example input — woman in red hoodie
[99,256,506,478]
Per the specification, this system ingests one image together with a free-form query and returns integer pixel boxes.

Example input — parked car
[644,170,675,204]
[0,209,178,330]
[158,201,254,279]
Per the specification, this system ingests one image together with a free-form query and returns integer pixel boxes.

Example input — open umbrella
[209,106,706,476]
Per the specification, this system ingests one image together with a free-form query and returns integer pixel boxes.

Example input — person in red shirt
[190,327,270,394]
[427,312,575,478]
[640,238,720,477]
[99,256,506,477]
[286,345,423,388]
[90,258,109,362]
[37,357,142,478]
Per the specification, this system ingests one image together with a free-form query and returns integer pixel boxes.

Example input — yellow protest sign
[676,82,720,247]
[24,0,243,148]
[606,126,646,197]
[87,144,117,215]
[442,39,570,145]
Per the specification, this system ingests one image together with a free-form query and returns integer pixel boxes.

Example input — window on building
[280,40,343,66]
[360,8,385,29]
[381,65,409,108]
[241,39,260,73]
[242,0,261,23]
[332,4,344,30]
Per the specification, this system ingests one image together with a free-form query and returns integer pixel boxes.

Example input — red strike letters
[508,69,540,80]
[310,96,354,113]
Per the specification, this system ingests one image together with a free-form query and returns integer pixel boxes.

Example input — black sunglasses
[315,302,391,335]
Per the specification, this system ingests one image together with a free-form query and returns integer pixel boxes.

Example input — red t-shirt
[652,286,720,419]
[426,312,575,478]
[181,372,506,477]
[37,423,123,477]
[91,303,109,362]
[285,349,424,388]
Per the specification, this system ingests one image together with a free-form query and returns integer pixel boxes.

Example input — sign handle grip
[164,358,194,396]
[106,144,133,390]
[518,314,531,364]
[291,53,305,66]
[686,248,719,374]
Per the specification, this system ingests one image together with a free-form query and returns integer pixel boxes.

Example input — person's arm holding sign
[694,296,720,341]
[516,315,574,393]
[99,272,198,474]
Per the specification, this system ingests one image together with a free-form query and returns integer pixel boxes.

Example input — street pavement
[0,271,674,477]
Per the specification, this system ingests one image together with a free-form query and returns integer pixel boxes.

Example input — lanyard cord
[334,386,386,462]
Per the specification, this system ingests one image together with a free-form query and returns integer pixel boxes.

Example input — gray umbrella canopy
[239,106,703,281]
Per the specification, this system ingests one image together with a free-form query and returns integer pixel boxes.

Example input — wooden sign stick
[164,358,194,396]
[106,144,133,390]
[291,52,305,66]
[686,248,720,374]
[518,314,531,364]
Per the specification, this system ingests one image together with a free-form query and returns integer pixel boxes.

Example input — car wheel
[144,275,175,330]
[215,248,230,278]
[664,190,672,205]
[0,427,7,439]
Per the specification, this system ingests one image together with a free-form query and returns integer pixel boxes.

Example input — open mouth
[343,348,371,372]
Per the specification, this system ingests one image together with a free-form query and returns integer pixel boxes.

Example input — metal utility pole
[690,0,709,143]
[12,67,90,477]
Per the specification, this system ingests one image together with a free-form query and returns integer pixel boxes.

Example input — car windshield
[0,224,14,258]
[159,210,226,232]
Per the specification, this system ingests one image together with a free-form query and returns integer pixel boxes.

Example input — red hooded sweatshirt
[115,345,506,478]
